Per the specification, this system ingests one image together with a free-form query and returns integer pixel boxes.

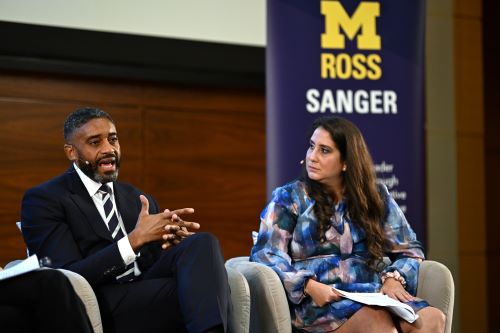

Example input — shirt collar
[73,162,114,197]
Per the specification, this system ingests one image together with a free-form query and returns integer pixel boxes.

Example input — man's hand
[128,195,198,251]
[380,278,414,302]
[304,279,342,307]
[160,209,200,249]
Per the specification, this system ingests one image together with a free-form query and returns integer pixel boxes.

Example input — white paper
[335,289,419,323]
[0,254,41,281]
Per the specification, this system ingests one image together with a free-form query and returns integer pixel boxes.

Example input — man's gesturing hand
[160,208,200,249]
[128,195,198,252]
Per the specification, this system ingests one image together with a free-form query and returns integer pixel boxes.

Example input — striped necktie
[99,184,136,282]
[99,184,124,241]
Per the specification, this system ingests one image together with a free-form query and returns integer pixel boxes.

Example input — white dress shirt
[74,163,140,275]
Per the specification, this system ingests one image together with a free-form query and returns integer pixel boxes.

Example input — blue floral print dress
[250,180,429,332]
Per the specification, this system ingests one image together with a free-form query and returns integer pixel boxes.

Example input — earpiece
[74,158,90,165]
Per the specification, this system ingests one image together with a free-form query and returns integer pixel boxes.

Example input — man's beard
[78,153,120,184]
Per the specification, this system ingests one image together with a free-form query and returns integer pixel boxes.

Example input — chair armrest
[2,261,103,333]
[226,266,251,333]
[57,269,103,333]
[226,257,292,333]
[417,260,454,333]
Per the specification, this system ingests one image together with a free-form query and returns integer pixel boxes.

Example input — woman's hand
[304,279,342,307]
[380,277,415,302]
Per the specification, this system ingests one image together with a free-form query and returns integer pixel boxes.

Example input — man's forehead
[73,118,117,138]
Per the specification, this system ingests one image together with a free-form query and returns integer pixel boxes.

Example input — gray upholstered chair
[4,260,104,333]
[9,223,251,333]
[5,260,251,333]
[226,257,454,333]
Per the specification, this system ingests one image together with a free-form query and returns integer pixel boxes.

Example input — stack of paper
[336,289,419,323]
[0,254,41,281]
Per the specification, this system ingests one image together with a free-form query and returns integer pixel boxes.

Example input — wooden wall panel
[0,72,265,266]
[144,105,265,258]
[98,106,144,188]
[455,0,486,331]
[143,85,265,113]
[0,100,75,263]
[0,100,146,265]
[0,74,143,106]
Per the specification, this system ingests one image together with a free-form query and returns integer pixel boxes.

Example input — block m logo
[321,1,381,50]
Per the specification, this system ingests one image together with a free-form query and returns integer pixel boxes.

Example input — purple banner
[267,0,426,245]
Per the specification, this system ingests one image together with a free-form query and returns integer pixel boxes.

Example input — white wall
[0,0,266,46]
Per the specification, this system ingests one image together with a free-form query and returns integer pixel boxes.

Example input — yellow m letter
[321,1,381,50]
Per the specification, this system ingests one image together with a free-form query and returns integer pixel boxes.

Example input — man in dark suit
[21,107,231,333]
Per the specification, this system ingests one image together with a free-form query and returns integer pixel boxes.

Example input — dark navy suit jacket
[21,166,161,286]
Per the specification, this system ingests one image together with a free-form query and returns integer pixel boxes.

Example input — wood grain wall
[454,0,486,331]
[0,71,266,266]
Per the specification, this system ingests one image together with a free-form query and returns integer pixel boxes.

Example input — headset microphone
[75,158,90,165]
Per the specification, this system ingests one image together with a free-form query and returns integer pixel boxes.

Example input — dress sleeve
[379,185,425,295]
[250,185,316,304]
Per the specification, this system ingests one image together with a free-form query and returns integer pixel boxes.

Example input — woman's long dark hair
[301,116,385,267]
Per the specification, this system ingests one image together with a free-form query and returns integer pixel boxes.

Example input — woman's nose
[308,149,318,161]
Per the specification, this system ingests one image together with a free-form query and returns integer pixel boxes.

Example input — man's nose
[102,140,116,154]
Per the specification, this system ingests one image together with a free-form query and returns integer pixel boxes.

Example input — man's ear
[64,144,76,162]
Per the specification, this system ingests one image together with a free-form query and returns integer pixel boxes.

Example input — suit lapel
[114,182,139,234]
[65,168,113,242]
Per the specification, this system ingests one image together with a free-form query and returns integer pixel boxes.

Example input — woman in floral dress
[250,116,444,333]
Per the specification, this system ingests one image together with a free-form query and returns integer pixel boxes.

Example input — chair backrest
[416,260,455,333]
